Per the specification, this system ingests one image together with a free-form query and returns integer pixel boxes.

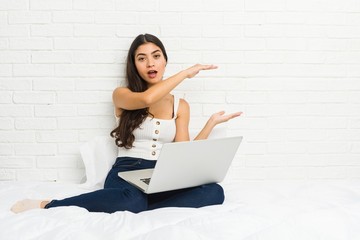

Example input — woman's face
[134,42,167,86]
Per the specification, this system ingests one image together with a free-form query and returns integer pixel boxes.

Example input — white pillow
[79,128,227,189]
[80,135,118,189]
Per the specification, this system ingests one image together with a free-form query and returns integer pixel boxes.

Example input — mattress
[1,180,360,240]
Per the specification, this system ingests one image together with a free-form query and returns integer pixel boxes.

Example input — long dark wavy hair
[110,34,168,149]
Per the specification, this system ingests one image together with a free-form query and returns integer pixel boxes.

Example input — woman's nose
[147,60,155,67]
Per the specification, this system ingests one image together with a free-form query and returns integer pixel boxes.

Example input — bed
[1,136,360,240]
[1,179,360,240]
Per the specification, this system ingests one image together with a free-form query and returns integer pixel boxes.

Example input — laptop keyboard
[140,178,151,185]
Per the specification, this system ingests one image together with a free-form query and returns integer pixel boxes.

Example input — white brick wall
[0,0,359,182]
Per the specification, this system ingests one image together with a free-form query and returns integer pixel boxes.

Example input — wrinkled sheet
[1,180,360,240]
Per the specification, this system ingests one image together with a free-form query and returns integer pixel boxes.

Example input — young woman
[11,34,241,214]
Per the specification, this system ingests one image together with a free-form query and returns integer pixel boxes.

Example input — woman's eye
[138,57,145,62]
[154,54,161,59]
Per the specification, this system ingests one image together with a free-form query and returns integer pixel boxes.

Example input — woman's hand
[194,111,242,140]
[184,64,218,78]
[209,111,242,126]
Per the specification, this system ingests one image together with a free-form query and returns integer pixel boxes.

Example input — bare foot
[10,199,47,213]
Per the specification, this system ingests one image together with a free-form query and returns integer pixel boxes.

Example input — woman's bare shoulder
[177,97,190,115]
[113,86,130,94]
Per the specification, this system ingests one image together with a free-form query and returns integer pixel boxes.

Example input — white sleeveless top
[116,96,180,160]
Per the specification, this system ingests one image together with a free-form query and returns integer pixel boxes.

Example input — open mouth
[148,70,158,78]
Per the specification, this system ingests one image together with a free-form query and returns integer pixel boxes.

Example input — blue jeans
[45,157,225,213]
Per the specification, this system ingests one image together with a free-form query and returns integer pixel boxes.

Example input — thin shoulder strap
[173,95,180,119]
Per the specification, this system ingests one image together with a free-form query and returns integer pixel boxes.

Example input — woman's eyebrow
[136,50,161,58]
[151,50,161,54]
[135,53,146,58]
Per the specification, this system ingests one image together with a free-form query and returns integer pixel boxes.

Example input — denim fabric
[45,157,225,213]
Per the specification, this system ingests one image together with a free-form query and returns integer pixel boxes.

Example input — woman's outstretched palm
[210,111,242,125]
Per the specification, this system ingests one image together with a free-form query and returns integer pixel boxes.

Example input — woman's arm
[194,111,242,140]
[113,64,217,110]
[173,98,242,142]
[174,99,191,142]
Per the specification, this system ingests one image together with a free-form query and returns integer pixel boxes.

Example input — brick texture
[0,0,359,182]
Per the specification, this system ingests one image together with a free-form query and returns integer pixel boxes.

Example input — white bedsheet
[1,180,360,240]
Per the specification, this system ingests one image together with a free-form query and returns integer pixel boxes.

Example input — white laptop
[118,136,243,194]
